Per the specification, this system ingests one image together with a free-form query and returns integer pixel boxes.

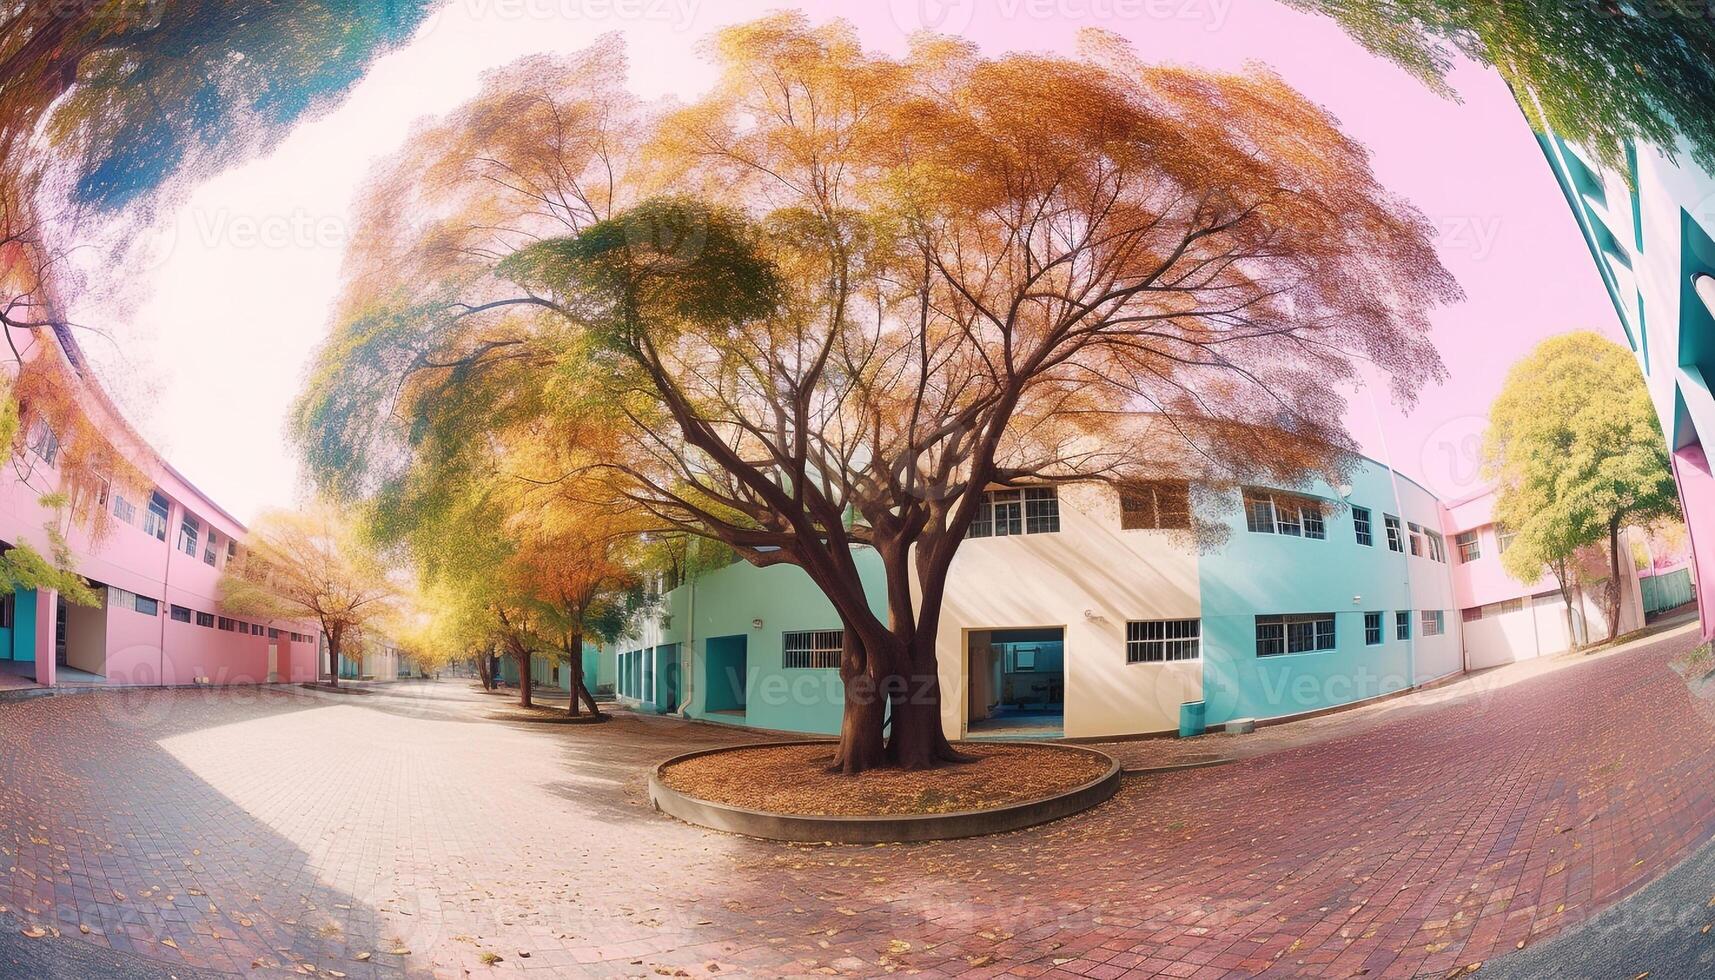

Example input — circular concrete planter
[649,740,1121,843]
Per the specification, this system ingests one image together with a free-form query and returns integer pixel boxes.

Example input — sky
[68,0,1622,523]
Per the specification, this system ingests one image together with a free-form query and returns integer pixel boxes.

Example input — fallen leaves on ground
[660,744,1109,816]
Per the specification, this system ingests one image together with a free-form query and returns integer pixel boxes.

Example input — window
[217,616,236,631]
[1243,490,1324,538]
[1301,501,1325,540]
[112,493,136,524]
[170,605,192,623]
[226,540,237,565]
[1352,506,1372,547]
[1468,601,1518,624]
[1243,490,1276,533]
[269,628,281,639]
[1407,522,1426,557]
[107,587,159,616]
[1384,515,1403,552]
[1126,619,1201,663]
[1024,487,1060,534]
[783,629,842,669]
[178,515,200,557]
[0,594,11,629]
[968,487,1060,538]
[1420,610,1445,637]
[1364,611,1382,645]
[203,530,218,566]
[144,492,170,540]
[1455,530,1481,563]
[1119,481,1192,530]
[1255,614,1335,656]
[1496,526,1517,553]
[1395,610,1410,640]
[1427,530,1447,563]
[26,421,59,466]
[195,611,214,628]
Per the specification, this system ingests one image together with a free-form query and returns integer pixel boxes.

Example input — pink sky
[76,0,1620,518]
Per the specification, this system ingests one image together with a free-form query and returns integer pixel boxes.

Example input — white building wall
[933,483,1202,739]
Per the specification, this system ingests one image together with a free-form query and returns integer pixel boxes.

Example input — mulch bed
[659,743,1110,817]
[486,709,612,725]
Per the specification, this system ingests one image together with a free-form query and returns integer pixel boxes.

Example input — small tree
[218,504,400,687]
[1486,332,1679,644]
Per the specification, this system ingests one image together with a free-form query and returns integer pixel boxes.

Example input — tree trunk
[515,649,533,708]
[830,658,887,774]
[1606,517,1624,643]
[479,653,493,690]
[576,678,601,716]
[326,634,340,688]
[885,669,966,770]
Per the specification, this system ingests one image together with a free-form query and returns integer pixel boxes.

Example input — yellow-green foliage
[1485,331,1679,587]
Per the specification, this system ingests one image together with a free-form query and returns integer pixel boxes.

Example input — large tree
[296,16,1457,771]
[1485,331,1679,643]
[218,504,402,687]
[1289,0,1715,173]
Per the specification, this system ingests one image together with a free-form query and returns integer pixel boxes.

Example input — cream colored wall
[934,483,1201,740]
[1396,478,1464,684]
[64,600,108,675]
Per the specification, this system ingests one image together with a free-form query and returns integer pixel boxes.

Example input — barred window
[1120,481,1191,530]
[1243,489,1324,538]
[170,605,192,623]
[1384,515,1404,552]
[1420,610,1445,637]
[1256,613,1335,656]
[112,493,136,524]
[217,616,236,631]
[1300,500,1326,539]
[783,629,842,669]
[1395,610,1411,639]
[1243,490,1276,533]
[195,611,214,628]
[1353,506,1373,546]
[1364,611,1382,645]
[1126,619,1200,663]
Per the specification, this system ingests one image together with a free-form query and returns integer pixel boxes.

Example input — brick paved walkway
[2,624,1713,978]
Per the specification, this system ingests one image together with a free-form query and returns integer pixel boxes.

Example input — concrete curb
[648,740,1121,844]
[1120,755,1234,776]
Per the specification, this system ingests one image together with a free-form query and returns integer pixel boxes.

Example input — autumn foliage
[297,15,1456,771]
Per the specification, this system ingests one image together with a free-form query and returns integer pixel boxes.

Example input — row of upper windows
[964,484,1466,559]
[105,588,310,641]
[966,482,1194,539]
[766,611,1452,672]
[26,421,241,569]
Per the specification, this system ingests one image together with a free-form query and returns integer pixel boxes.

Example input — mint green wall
[1198,463,1416,726]
[615,550,888,735]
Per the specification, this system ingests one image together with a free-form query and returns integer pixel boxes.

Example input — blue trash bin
[1178,700,1207,738]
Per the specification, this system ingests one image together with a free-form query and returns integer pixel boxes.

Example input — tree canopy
[1485,330,1679,641]
[1290,0,1715,173]
[295,15,1457,770]
[219,503,402,686]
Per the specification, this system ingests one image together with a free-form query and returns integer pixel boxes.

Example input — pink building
[0,323,320,690]
[1439,486,1647,670]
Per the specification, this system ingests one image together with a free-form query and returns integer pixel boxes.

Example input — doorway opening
[966,627,1065,738]
[703,634,748,718]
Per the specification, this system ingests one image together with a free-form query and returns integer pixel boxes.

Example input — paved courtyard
[3,623,1715,979]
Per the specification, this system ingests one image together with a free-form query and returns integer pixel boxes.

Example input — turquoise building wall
[1197,465,1416,726]
[9,586,36,662]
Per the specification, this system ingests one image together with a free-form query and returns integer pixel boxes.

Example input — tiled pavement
[2,625,1713,979]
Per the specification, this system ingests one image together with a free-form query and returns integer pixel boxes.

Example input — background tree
[1289,0,1715,173]
[219,504,401,687]
[1486,331,1679,643]
[296,16,1457,772]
